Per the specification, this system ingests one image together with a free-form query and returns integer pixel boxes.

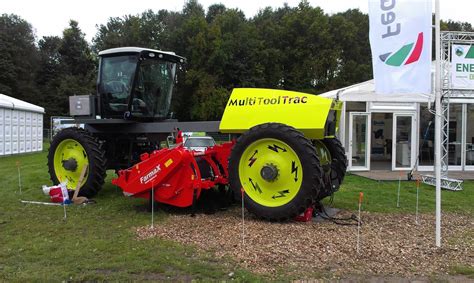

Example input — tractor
[48,47,347,221]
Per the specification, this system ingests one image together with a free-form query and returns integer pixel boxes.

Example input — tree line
[0,0,472,124]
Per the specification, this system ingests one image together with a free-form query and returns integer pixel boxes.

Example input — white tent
[320,62,438,103]
[0,94,45,113]
[320,79,434,103]
[0,94,45,156]
[317,63,436,172]
[317,62,474,173]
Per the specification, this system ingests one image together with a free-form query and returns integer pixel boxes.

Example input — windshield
[184,138,215,148]
[99,55,137,116]
[98,54,177,119]
[132,58,177,119]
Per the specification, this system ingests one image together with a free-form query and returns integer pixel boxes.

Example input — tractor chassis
[66,119,222,170]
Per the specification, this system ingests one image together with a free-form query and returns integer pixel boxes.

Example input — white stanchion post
[357,192,364,254]
[20,200,62,206]
[397,171,402,208]
[416,178,420,225]
[434,0,442,247]
[151,181,155,229]
[241,187,245,248]
[16,161,22,194]
[61,183,68,220]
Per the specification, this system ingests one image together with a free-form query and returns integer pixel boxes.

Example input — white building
[0,94,44,156]
[321,73,474,172]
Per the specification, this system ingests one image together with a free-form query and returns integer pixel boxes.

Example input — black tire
[47,127,107,198]
[228,123,323,221]
[316,138,347,200]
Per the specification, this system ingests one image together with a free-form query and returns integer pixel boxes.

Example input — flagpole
[434,0,442,247]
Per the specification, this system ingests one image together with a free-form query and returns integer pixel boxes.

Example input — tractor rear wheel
[229,123,323,221]
[47,127,107,198]
[313,138,347,200]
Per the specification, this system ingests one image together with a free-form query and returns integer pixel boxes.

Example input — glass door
[465,104,474,170]
[418,104,435,171]
[448,104,463,170]
[392,114,416,170]
[349,112,371,171]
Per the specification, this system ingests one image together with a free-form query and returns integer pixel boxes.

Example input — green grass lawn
[0,147,261,281]
[329,173,474,215]
[0,147,472,281]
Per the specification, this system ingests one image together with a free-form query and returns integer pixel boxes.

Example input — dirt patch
[136,208,473,279]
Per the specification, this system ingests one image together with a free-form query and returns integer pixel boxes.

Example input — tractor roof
[99,47,186,63]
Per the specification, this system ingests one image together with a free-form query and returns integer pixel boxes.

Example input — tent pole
[434,0,442,248]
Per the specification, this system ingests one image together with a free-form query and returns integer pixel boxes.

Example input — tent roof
[320,62,438,103]
[0,94,45,114]
[319,80,434,102]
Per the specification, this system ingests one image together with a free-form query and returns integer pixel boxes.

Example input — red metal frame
[111,132,314,221]
[294,207,314,222]
[112,139,234,208]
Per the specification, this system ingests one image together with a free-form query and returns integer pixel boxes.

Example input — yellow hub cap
[53,139,89,190]
[238,138,303,207]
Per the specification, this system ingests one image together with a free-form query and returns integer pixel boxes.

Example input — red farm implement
[112,135,234,208]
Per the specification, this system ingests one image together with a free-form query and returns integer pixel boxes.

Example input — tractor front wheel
[47,127,107,197]
[229,123,323,221]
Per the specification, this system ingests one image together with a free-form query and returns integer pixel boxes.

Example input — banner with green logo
[452,44,474,89]
[369,0,432,95]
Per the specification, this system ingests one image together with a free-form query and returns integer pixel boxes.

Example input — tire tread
[229,123,323,221]
[47,127,107,197]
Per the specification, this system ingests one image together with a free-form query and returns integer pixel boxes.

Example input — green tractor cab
[97,47,185,120]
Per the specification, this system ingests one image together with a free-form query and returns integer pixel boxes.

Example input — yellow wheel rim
[53,139,89,190]
[238,138,303,207]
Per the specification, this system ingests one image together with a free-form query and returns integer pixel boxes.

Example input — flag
[369,0,432,94]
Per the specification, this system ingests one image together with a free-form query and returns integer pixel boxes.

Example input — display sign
[369,0,432,94]
[452,44,474,89]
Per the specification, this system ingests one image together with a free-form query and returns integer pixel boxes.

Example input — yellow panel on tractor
[219,88,340,139]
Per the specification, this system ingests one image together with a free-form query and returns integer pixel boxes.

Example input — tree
[327,9,372,89]
[36,21,96,120]
[257,1,336,93]
[92,9,177,53]
[169,1,209,120]
[59,20,95,77]
[206,4,226,23]
[54,21,95,114]
[87,2,474,121]
[37,36,63,117]
[443,20,473,32]
[0,14,39,103]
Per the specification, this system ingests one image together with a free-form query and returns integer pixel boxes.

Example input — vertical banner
[369,0,432,94]
[452,44,474,89]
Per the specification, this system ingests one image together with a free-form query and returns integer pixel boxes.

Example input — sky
[3,0,473,43]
